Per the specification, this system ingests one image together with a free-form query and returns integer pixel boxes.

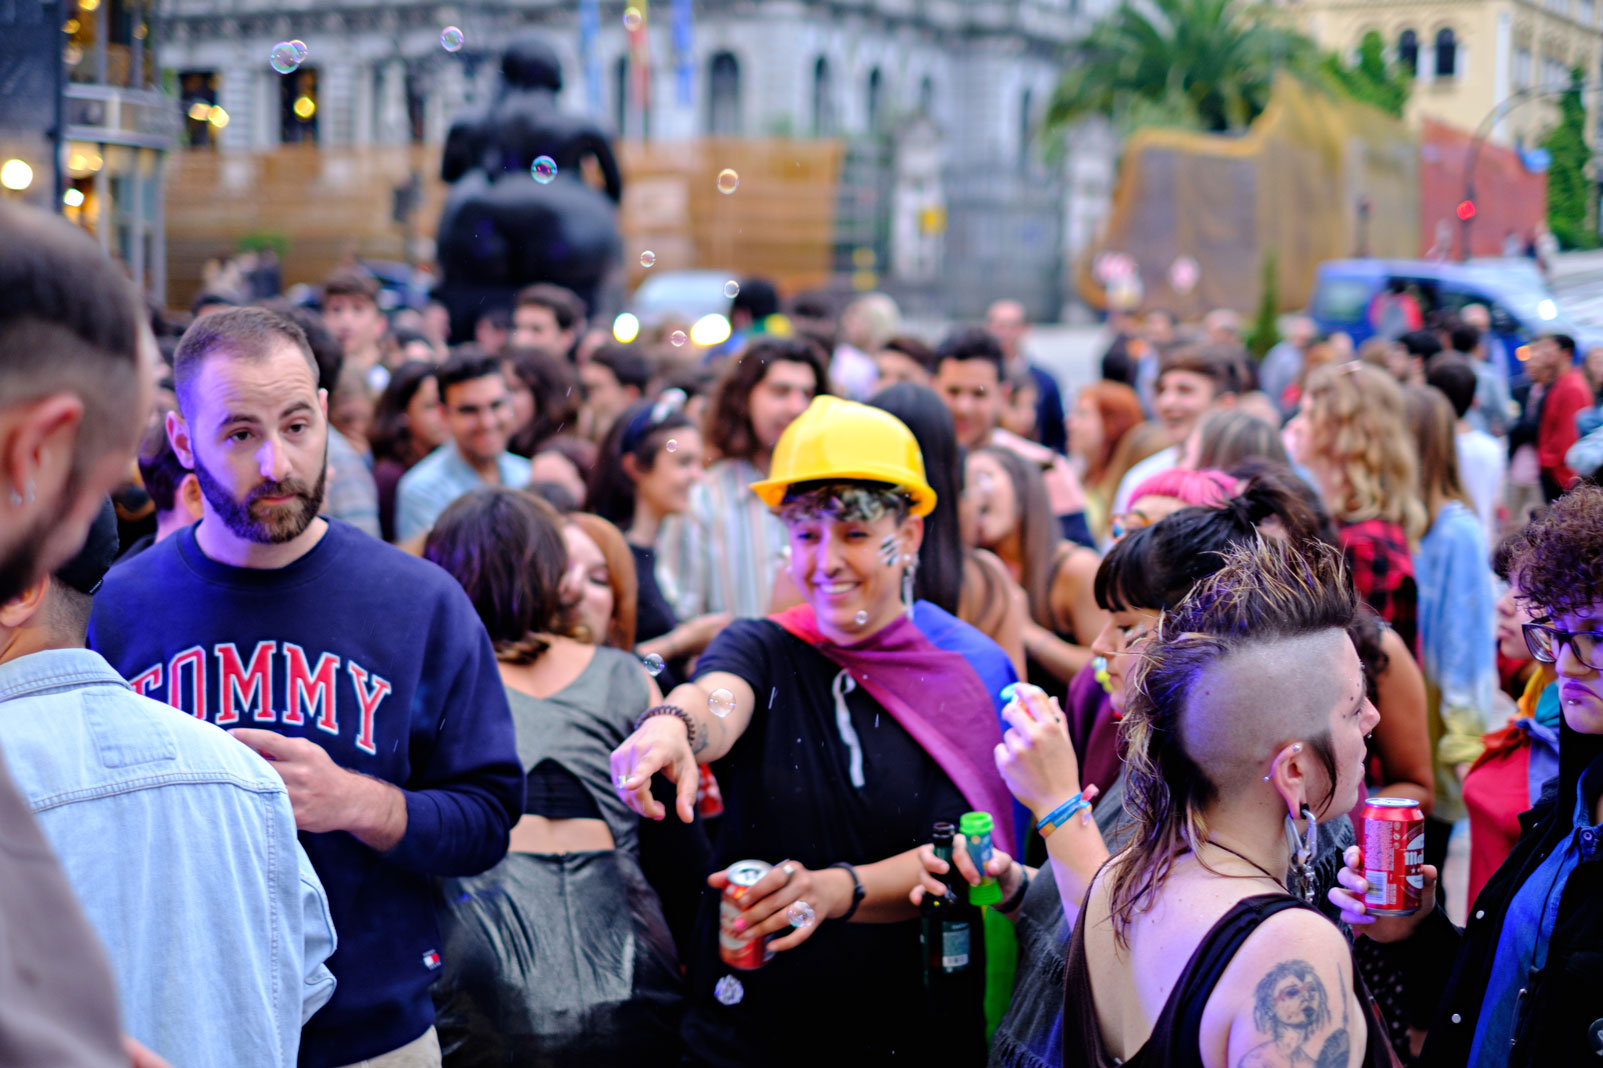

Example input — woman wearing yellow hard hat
[609,395,1022,1065]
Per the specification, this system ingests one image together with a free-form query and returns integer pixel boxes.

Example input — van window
[1312,278,1373,323]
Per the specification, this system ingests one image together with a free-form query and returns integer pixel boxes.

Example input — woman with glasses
[589,397,732,688]
[1332,484,1603,1067]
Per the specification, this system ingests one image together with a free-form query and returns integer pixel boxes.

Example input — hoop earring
[1284,805,1318,903]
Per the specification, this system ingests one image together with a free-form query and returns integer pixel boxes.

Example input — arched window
[707,51,741,135]
[1435,28,1457,78]
[812,56,835,135]
[1018,88,1034,169]
[1398,29,1418,75]
[867,67,884,131]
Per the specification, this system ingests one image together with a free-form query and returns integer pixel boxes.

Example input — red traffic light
[1456,199,1477,221]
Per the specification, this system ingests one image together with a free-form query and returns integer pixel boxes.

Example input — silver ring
[781,863,796,882]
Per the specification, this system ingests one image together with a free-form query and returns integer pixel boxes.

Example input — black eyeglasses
[1523,622,1603,670]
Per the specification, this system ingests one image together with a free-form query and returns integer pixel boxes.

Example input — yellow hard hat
[750,396,936,516]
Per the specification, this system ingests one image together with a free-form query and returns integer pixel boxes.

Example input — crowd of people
[4,195,1603,1068]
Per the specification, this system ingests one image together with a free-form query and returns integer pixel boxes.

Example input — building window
[178,69,218,147]
[1018,87,1033,169]
[280,66,318,144]
[1434,28,1457,78]
[919,74,935,116]
[812,56,835,136]
[1515,46,1533,87]
[404,62,427,144]
[867,67,884,131]
[707,51,741,135]
[1398,29,1418,75]
[1585,0,1597,24]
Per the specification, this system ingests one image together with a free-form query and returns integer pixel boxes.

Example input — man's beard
[192,448,328,545]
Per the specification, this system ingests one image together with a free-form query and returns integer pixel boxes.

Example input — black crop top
[524,759,603,820]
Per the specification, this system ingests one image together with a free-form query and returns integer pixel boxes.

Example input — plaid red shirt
[1340,519,1418,657]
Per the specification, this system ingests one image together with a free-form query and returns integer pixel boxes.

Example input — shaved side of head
[1180,629,1362,796]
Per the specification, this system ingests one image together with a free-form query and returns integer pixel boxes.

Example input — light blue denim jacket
[0,648,336,1067]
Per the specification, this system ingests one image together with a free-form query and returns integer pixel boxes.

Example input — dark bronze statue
[434,34,622,342]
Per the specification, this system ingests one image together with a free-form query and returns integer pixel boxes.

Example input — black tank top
[1062,892,1398,1068]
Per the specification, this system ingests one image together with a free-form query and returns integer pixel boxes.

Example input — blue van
[1309,259,1597,379]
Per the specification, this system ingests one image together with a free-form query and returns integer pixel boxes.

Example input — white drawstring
[832,670,866,788]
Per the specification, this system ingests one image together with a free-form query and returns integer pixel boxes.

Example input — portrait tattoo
[1236,958,1351,1068]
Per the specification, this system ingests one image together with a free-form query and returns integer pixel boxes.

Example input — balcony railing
[64,83,182,151]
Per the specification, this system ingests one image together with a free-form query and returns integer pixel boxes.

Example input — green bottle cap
[958,811,993,835]
[969,880,1003,905]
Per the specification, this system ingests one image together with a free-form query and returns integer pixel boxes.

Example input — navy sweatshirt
[88,520,522,1067]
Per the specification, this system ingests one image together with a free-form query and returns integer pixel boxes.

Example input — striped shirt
[657,458,786,619]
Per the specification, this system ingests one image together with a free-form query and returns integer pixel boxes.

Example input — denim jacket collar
[0,648,131,704]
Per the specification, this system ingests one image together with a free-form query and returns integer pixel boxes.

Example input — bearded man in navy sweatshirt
[89,306,522,1068]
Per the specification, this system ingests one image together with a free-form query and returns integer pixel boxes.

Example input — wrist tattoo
[1236,959,1350,1068]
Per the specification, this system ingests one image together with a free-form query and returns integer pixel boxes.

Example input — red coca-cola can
[720,859,774,970]
[1360,797,1425,916]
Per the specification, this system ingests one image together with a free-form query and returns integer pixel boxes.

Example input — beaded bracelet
[633,704,700,753]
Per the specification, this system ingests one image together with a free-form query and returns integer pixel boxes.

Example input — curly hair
[1109,537,1356,946]
[1511,483,1603,619]
[1302,362,1427,541]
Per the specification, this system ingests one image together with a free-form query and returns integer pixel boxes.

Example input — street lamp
[0,159,34,192]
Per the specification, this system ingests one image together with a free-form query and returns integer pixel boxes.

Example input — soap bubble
[724,280,741,298]
[669,330,688,348]
[288,40,308,63]
[269,42,301,74]
[709,688,736,718]
[713,974,744,1006]
[639,250,656,268]
[664,439,679,453]
[716,168,740,194]
[532,156,557,184]
[622,6,643,31]
[641,653,664,677]
[854,610,868,626]
[786,901,816,929]
[439,26,464,51]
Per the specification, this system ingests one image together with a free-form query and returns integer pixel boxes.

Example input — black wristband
[633,704,699,753]
[830,861,865,921]
[998,869,1031,914]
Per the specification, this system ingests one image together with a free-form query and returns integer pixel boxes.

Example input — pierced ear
[1264,741,1307,818]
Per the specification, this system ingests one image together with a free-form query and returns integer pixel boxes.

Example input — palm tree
[1047,0,1318,135]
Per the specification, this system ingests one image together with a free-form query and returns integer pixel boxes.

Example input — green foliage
[1047,0,1320,135]
[236,231,291,258]
[1247,249,1279,359]
[1320,31,1411,118]
[1542,69,1598,250]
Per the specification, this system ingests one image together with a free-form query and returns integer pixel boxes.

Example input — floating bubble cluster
[669,330,688,348]
[439,26,464,51]
[709,688,736,718]
[639,250,656,268]
[641,653,665,677]
[269,42,302,74]
[716,168,740,195]
[532,156,558,184]
[714,974,744,1006]
[724,280,740,298]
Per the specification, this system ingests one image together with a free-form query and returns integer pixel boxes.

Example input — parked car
[1309,258,1600,378]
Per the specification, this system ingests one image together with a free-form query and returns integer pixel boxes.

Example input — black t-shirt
[684,619,969,1067]
[632,541,687,689]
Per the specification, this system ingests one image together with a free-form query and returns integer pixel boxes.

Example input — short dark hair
[322,271,379,305]
[172,307,319,418]
[731,277,780,322]
[1448,321,1481,356]
[881,335,937,374]
[190,291,239,317]
[935,327,1005,376]
[259,301,342,393]
[1547,333,1578,359]
[0,203,146,467]
[136,421,188,514]
[424,488,569,665]
[514,284,584,330]
[590,344,653,392]
[436,352,507,401]
[1158,343,1244,397]
[1400,329,1444,361]
[1425,356,1478,420]
[705,337,829,462]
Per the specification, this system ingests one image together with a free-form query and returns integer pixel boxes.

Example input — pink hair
[1128,467,1236,508]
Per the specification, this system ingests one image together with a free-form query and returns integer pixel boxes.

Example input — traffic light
[1456,199,1477,221]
